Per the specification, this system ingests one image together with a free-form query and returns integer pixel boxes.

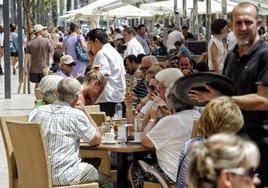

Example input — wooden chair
[138,160,176,188]
[0,115,29,188]
[89,112,107,127]
[143,182,176,188]
[84,105,101,113]
[83,109,117,182]
[6,120,99,188]
[144,182,162,188]
[80,150,111,176]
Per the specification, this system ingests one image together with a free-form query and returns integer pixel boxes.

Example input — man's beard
[237,39,250,46]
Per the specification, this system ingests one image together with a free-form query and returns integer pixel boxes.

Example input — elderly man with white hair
[29,77,112,188]
[140,67,184,126]
[129,68,200,188]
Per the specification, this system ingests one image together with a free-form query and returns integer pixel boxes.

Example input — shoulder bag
[75,35,89,63]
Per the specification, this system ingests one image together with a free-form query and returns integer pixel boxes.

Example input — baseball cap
[60,55,76,66]
[33,24,46,33]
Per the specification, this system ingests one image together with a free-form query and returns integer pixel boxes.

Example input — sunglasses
[225,167,258,179]
[65,64,75,67]
[140,66,149,73]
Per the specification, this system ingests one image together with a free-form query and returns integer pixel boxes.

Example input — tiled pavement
[0,69,35,188]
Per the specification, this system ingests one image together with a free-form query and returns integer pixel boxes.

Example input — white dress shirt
[124,37,145,58]
[93,43,126,103]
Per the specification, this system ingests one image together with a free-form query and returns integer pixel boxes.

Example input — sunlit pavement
[0,67,35,188]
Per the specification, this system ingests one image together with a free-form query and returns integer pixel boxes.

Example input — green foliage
[36,0,55,14]
[154,14,169,24]
[18,0,56,38]
[20,0,56,14]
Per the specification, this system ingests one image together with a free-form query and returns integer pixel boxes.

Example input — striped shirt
[133,79,148,100]
[29,102,96,186]
[176,136,204,188]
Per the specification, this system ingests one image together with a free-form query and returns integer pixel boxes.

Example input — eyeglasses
[225,167,258,179]
[140,66,149,73]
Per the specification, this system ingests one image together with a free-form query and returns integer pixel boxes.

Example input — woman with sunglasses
[177,96,244,188]
[187,133,261,188]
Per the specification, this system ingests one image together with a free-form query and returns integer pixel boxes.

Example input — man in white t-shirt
[129,69,200,187]
[87,28,126,117]
[123,27,145,58]
[166,26,185,52]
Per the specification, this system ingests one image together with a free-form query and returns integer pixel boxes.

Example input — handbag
[75,35,89,63]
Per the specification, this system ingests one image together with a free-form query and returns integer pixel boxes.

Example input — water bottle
[118,118,128,144]
[114,102,123,119]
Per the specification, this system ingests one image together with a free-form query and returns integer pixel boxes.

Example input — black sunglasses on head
[225,167,258,179]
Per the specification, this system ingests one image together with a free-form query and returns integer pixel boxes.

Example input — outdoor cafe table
[80,141,153,188]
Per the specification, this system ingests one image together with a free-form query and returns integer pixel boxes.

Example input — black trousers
[97,101,126,118]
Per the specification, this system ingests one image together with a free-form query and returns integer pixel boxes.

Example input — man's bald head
[231,2,258,21]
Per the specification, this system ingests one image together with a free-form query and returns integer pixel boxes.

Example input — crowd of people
[1,1,268,188]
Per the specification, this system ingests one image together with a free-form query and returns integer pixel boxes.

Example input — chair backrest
[138,160,170,188]
[185,40,207,55]
[80,150,111,176]
[89,112,107,127]
[0,115,28,188]
[84,105,100,113]
[6,120,52,188]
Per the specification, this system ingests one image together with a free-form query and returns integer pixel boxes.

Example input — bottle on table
[114,102,123,119]
[118,118,128,144]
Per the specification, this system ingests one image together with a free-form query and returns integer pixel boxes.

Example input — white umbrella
[69,0,120,14]
[228,0,268,15]
[140,0,237,15]
[59,13,75,19]
[102,5,153,18]
[140,1,175,15]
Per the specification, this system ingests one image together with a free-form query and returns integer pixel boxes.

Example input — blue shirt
[10,32,19,52]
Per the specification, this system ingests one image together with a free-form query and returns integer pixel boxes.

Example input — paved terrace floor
[0,68,35,188]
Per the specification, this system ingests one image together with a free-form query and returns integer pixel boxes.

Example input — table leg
[117,153,128,188]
